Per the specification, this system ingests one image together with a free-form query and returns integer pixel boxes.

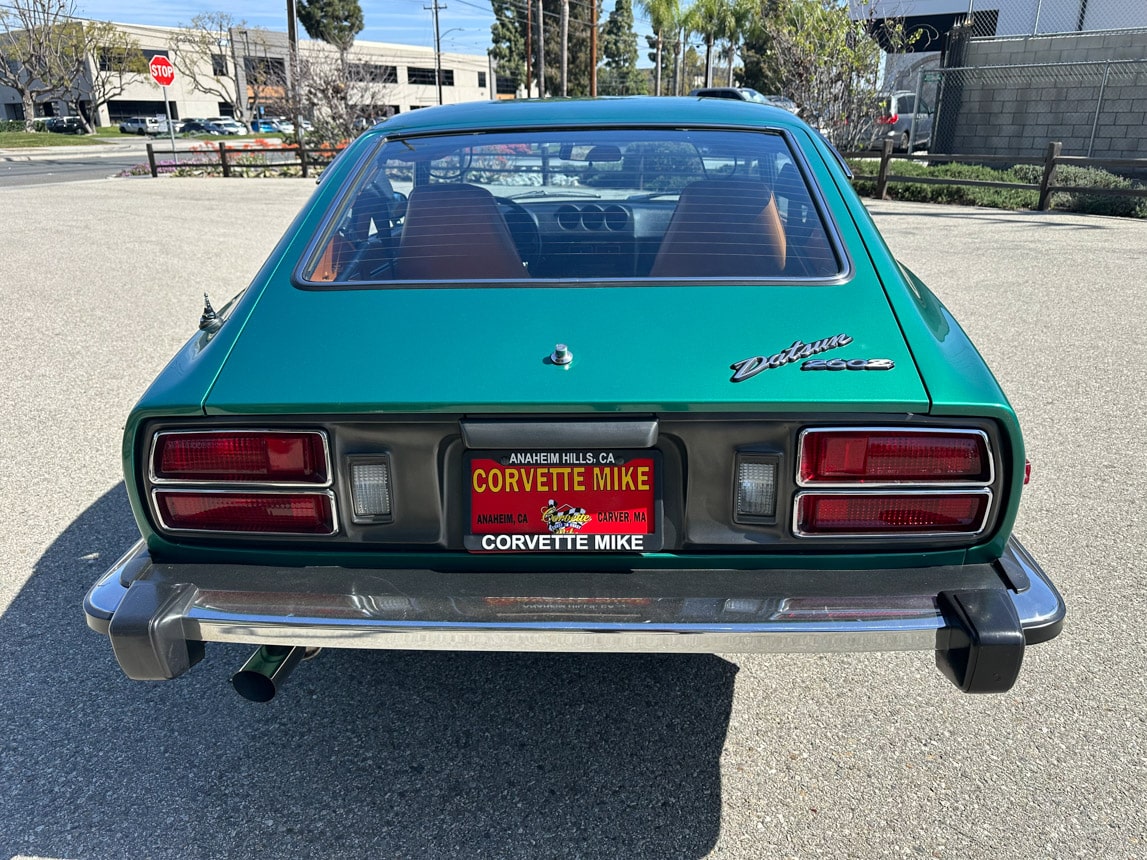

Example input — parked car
[352,116,382,131]
[692,88,803,116]
[155,118,184,134]
[45,115,85,134]
[177,120,221,136]
[250,117,296,134]
[249,118,285,134]
[873,91,933,151]
[762,94,800,114]
[119,116,162,135]
[84,97,1063,702]
[180,119,243,136]
[691,86,776,106]
[203,117,246,135]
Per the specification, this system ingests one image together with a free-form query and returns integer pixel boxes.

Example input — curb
[0,143,147,161]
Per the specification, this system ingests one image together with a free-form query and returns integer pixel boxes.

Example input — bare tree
[0,0,85,129]
[170,12,247,122]
[63,21,147,132]
[234,29,289,122]
[297,47,395,142]
[757,0,909,149]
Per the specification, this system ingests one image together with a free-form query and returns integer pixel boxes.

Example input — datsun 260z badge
[465,450,661,552]
[730,334,852,382]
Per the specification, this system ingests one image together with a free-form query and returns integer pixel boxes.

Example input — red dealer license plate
[465,450,661,552]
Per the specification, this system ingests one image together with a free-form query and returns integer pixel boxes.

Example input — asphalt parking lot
[0,177,1143,859]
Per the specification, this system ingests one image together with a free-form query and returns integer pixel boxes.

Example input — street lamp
[434,27,465,105]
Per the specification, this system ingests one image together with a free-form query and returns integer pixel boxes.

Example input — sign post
[149,56,177,160]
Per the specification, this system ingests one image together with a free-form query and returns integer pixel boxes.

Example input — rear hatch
[204,277,927,414]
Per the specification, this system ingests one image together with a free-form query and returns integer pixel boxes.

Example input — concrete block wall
[935,30,1147,158]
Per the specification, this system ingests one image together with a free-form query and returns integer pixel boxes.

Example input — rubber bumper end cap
[936,588,1025,694]
[107,580,204,681]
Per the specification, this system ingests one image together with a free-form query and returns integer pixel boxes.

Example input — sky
[71,0,659,58]
[73,0,500,55]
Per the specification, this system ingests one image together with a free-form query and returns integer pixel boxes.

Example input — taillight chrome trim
[151,488,340,537]
[148,429,333,488]
[791,488,993,539]
[796,426,995,488]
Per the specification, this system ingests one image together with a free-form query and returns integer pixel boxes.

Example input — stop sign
[149,56,175,87]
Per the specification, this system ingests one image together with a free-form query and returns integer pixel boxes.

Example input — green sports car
[84,97,1064,699]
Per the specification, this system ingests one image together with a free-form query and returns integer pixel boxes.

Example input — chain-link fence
[967,0,1147,37]
[921,57,1147,159]
[881,3,1147,162]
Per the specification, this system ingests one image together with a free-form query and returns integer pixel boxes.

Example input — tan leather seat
[649,178,786,278]
[394,183,526,280]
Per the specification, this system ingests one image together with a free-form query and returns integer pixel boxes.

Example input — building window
[478,71,487,88]
[244,56,286,82]
[407,67,453,87]
[347,62,397,83]
[211,53,227,76]
[98,47,132,72]
[407,66,437,86]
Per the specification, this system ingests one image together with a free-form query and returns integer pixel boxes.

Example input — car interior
[303,128,843,285]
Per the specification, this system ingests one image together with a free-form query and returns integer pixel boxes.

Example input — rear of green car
[84,99,1063,699]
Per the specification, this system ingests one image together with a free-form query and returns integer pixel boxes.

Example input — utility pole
[427,0,445,104]
[560,0,568,97]
[526,1,533,97]
[537,0,545,97]
[590,0,597,96]
[286,0,302,136]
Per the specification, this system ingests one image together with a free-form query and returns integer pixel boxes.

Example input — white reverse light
[350,459,392,520]
[735,456,777,520]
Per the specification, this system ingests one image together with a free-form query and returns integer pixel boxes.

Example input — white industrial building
[2,21,496,125]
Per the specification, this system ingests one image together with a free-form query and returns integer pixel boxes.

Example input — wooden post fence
[875,139,894,199]
[1038,141,1062,211]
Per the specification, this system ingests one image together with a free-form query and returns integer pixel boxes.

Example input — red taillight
[877,113,898,125]
[155,490,336,534]
[153,431,329,483]
[799,429,991,485]
[795,492,989,536]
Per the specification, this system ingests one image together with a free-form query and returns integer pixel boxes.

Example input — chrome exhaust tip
[231,645,305,702]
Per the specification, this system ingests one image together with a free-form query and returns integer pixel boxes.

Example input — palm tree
[725,0,755,85]
[637,0,680,96]
[686,0,735,89]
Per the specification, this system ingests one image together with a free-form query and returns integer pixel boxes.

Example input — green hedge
[0,119,47,132]
[848,158,1147,218]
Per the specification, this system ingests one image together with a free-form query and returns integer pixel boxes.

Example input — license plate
[465,450,661,552]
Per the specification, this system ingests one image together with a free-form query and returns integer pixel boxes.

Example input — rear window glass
[301,128,842,285]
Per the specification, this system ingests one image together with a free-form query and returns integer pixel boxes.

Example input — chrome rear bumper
[84,537,1064,693]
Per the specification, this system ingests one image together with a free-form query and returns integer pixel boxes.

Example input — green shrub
[850,158,1145,218]
[1050,165,1147,218]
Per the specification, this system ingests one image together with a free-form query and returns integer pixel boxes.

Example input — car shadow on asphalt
[0,484,735,859]
[866,205,1110,230]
